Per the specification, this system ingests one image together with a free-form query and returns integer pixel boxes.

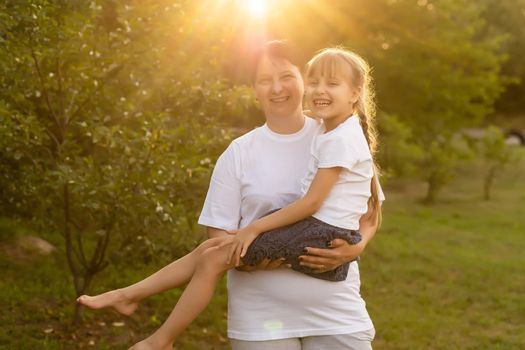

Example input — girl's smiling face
[305,56,360,131]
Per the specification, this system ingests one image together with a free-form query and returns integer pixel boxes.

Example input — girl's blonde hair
[305,47,382,227]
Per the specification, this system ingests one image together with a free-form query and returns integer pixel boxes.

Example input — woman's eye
[329,81,339,86]
[281,74,294,80]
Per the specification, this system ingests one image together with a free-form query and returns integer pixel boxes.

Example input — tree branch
[65,64,124,128]
[63,183,81,293]
[29,44,62,140]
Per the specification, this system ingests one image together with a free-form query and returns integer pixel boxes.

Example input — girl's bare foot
[77,289,138,316]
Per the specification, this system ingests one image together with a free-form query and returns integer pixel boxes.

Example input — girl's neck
[265,109,305,135]
[323,112,353,132]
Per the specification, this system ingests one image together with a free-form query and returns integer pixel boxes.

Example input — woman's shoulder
[229,125,270,151]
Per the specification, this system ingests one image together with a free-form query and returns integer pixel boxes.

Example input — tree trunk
[484,166,497,200]
[74,300,84,324]
[424,172,442,204]
[74,271,96,324]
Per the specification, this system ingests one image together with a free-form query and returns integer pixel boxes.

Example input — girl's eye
[329,81,339,86]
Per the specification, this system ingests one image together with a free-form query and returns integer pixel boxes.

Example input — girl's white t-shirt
[198,117,375,341]
[301,115,376,230]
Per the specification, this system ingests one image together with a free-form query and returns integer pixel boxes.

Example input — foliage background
[1,0,524,348]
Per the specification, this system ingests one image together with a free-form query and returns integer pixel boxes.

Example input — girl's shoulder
[315,117,371,160]
[319,117,364,143]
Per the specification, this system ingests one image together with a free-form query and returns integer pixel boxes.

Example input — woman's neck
[265,110,305,135]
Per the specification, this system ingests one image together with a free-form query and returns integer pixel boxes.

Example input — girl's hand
[224,227,260,267]
[298,239,365,273]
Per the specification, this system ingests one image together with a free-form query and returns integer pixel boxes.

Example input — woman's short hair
[248,40,301,84]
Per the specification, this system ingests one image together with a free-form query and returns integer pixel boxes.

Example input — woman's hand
[235,257,287,272]
[224,227,260,267]
[298,239,365,273]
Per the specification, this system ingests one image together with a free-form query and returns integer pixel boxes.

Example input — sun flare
[244,0,267,18]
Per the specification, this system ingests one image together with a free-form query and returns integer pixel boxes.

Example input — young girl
[77,47,382,350]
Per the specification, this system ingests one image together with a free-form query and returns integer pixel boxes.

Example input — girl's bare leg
[129,244,234,349]
[77,237,228,315]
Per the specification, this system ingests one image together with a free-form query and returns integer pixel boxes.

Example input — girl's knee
[195,237,222,254]
[196,246,231,274]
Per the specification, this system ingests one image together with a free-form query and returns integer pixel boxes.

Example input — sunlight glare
[244,0,267,18]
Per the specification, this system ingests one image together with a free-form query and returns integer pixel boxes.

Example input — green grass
[363,149,525,349]
[1,148,524,349]
[0,234,229,350]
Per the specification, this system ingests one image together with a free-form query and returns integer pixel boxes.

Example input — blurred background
[1,0,524,349]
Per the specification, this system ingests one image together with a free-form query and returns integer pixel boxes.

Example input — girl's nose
[314,83,326,94]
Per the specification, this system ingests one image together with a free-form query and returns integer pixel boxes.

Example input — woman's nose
[271,80,283,93]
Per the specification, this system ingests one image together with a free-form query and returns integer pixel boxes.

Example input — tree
[482,0,525,116]
[354,0,507,202]
[376,112,424,180]
[0,0,253,322]
[476,126,519,200]
[264,0,508,201]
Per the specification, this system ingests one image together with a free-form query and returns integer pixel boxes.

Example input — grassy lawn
[0,238,230,350]
[1,148,524,349]
[364,148,525,349]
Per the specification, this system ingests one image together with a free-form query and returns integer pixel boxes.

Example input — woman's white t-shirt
[198,117,375,341]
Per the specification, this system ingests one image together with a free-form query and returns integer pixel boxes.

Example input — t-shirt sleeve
[198,143,242,230]
[316,132,371,171]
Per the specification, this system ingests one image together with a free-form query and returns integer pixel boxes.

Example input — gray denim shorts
[242,215,361,282]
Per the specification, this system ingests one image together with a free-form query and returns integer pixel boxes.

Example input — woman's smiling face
[253,55,304,120]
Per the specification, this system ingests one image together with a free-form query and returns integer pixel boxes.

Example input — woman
[199,41,382,350]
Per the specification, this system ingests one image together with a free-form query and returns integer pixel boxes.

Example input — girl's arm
[226,167,342,266]
[207,227,229,239]
[208,227,286,270]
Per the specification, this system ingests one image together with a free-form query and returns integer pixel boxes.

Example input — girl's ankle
[117,288,136,302]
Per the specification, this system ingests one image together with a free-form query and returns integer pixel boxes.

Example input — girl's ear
[350,87,361,104]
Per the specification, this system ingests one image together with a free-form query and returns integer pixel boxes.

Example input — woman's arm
[297,205,379,273]
[226,167,342,266]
